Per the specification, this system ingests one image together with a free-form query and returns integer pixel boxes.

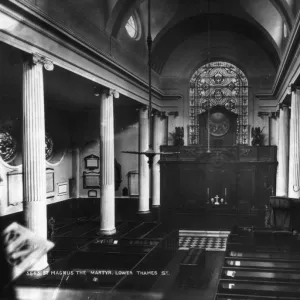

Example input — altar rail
[160,146,277,212]
[160,145,277,163]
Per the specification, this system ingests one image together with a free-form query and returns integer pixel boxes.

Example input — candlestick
[207,188,210,204]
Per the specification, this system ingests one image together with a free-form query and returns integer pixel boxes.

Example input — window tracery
[125,15,138,39]
[189,61,248,145]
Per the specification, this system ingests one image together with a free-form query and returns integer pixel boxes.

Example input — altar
[160,145,277,213]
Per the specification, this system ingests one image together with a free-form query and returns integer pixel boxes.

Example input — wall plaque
[57,182,68,196]
[84,154,99,170]
[7,170,22,206]
[88,190,97,197]
[46,168,55,198]
[83,171,100,189]
[127,170,138,196]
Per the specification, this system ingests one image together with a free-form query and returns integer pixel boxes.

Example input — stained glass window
[125,16,138,39]
[188,61,248,145]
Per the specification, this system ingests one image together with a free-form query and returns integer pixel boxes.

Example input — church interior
[1,0,300,299]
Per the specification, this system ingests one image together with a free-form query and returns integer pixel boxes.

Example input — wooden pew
[179,248,205,288]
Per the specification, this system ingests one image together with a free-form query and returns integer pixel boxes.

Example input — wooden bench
[179,248,205,288]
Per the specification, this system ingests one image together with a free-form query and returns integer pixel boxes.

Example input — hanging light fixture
[122,0,178,168]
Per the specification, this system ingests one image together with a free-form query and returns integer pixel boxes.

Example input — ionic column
[99,89,117,235]
[288,87,300,198]
[152,112,168,207]
[276,105,289,196]
[138,107,150,214]
[23,54,53,271]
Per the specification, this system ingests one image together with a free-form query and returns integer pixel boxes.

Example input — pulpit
[269,197,300,230]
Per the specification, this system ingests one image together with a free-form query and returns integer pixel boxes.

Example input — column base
[97,228,116,236]
[151,206,161,223]
[137,210,151,214]
[25,265,50,279]
[136,210,152,222]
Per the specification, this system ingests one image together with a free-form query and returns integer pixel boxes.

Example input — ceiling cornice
[4,0,181,109]
[256,11,300,102]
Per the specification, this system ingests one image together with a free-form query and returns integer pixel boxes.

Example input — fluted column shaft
[276,105,289,196]
[99,89,116,235]
[152,114,168,207]
[23,55,48,271]
[138,107,150,213]
[288,87,300,198]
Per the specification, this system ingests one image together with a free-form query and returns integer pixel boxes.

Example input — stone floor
[2,207,268,300]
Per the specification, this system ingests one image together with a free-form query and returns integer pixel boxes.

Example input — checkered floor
[179,235,228,251]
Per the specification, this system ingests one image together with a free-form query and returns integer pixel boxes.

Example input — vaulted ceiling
[107,0,297,77]
[1,0,299,111]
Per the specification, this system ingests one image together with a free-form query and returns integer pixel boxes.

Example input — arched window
[189,61,248,145]
[125,13,140,39]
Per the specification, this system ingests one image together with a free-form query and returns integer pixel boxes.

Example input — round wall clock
[207,112,230,137]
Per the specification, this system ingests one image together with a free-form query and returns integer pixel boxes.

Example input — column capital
[279,103,290,110]
[270,111,278,119]
[153,110,167,119]
[138,105,148,112]
[257,111,271,118]
[24,53,54,71]
[167,111,179,117]
[289,83,300,93]
[108,89,120,98]
[101,87,119,98]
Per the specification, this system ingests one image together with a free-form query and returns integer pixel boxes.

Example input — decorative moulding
[46,147,68,167]
[57,182,68,196]
[0,130,17,164]
[3,1,182,107]
[84,154,100,170]
[0,155,21,171]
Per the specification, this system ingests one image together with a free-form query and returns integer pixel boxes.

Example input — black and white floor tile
[179,230,229,251]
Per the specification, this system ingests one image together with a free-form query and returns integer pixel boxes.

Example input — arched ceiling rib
[138,0,179,39]
[241,0,285,47]
[106,0,285,50]
[106,0,142,36]
[269,0,294,29]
